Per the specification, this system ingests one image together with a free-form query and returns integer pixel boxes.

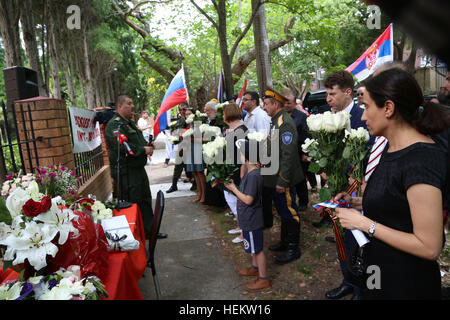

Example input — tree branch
[190,0,219,31]
[229,0,265,63]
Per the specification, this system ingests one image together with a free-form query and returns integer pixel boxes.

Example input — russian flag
[346,24,394,82]
[217,70,227,103]
[153,67,188,138]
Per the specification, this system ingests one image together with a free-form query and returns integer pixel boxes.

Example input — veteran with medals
[105,95,157,239]
[262,88,304,264]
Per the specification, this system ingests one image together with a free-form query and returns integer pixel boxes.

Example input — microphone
[118,133,134,156]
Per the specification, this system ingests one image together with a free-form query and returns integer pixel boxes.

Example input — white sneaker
[232,236,243,243]
[228,228,242,235]
[224,212,234,217]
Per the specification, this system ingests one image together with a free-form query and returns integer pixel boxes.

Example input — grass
[296,262,314,275]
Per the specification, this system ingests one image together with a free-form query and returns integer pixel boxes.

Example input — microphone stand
[116,122,132,211]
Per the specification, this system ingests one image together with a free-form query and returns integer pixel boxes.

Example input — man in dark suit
[322,70,372,300]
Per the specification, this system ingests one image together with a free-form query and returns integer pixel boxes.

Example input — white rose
[322,112,337,132]
[185,114,195,124]
[306,114,323,132]
[247,131,266,142]
[182,128,194,138]
[301,138,317,153]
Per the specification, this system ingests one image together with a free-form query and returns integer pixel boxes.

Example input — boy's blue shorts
[242,228,264,254]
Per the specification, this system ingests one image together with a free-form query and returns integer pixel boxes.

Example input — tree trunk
[48,21,61,99]
[82,28,95,109]
[217,0,233,99]
[252,0,273,97]
[19,0,46,96]
[0,0,23,67]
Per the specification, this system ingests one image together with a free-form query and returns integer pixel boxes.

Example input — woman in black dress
[335,68,450,299]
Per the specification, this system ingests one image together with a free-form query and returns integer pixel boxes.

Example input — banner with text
[69,106,101,153]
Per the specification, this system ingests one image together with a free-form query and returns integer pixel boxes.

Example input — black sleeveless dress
[362,142,446,300]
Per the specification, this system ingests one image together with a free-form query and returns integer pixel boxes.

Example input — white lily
[0,281,22,300]
[34,204,79,245]
[0,221,59,271]
[6,188,31,219]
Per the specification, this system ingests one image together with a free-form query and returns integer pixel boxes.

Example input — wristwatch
[368,221,377,238]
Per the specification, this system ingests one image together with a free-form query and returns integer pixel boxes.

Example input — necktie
[365,136,388,182]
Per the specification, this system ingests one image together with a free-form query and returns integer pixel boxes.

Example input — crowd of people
[105,62,450,299]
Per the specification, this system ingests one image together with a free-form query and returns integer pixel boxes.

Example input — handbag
[345,243,370,289]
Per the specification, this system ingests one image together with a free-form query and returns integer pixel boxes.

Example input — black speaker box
[3,66,39,108]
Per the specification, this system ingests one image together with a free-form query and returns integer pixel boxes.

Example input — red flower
[22,196,52,217]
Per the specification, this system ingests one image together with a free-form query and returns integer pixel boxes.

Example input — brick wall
[13,97,113,201]
[14,97,74,171]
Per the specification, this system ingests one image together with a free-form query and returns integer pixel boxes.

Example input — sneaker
[228,228,242,235]
[225,212,235,217]
[245,278,270,290]
[232,236,243,243]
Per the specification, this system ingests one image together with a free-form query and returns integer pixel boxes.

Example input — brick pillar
[14,97,74,172]
[100,123,109,166]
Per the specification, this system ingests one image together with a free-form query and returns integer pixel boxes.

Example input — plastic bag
[47,211,109,281]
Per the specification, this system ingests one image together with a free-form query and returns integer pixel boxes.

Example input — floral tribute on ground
[0,164,110,300]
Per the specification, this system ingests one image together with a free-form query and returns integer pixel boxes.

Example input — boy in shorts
[224,139,270,290]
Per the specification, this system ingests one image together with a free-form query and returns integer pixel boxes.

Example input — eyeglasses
[356,93,364,97]
[242,98,254,101]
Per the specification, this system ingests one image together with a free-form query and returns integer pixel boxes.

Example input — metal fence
[0,100,42,183]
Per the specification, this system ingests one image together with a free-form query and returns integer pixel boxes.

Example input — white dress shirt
[243,106,271,136]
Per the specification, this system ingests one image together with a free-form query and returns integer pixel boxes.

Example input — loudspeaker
[3,66,39,108]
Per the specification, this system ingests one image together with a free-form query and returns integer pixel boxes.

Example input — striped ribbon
[365,136,387,182]
[316,180,360,262]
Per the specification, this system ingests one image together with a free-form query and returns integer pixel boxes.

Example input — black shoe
[274,246,301,264]
[351,292,361,300]
[325,236,336,243]
[268,242,287,251]
[325,284,353,299]
[166,185,178,193]
[183,178,191,183]
[312,215,332,228]
[157,233,168,239]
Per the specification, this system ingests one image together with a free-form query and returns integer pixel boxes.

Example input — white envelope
[101,215,140,252]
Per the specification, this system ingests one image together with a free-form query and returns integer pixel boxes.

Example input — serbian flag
[235,78,248,111]
[346,24,393,82]
[153,67,188,138]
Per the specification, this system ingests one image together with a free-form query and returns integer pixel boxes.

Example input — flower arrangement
[0,183,79,272]
[247,131,267,143]
[35,164,81,198]
[167,135,181,145]
[1,173,36,198]
[343,127,370,189]
[304,111,352,201]
[0,266,108,300]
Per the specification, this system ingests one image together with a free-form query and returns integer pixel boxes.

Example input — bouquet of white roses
[90,200,113,222]
[203,136,238,188]
[167,135,181,145]
[305,111,352,201]
[0,182,79,273]
[185,110,208,125]
[214,102,228,129]
[342,127,370,191]
[0,265,108,300]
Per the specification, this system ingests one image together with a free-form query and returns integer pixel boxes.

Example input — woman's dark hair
[365,68,450,135]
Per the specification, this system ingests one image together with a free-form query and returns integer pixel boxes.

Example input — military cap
[263,87,288,104]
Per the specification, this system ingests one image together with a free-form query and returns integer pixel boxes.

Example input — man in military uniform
[262,88,304,264]
[105,95,165,239]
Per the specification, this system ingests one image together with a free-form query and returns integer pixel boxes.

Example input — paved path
[138,149,247,300]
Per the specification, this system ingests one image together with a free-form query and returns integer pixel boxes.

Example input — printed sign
[69,106,101,153]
